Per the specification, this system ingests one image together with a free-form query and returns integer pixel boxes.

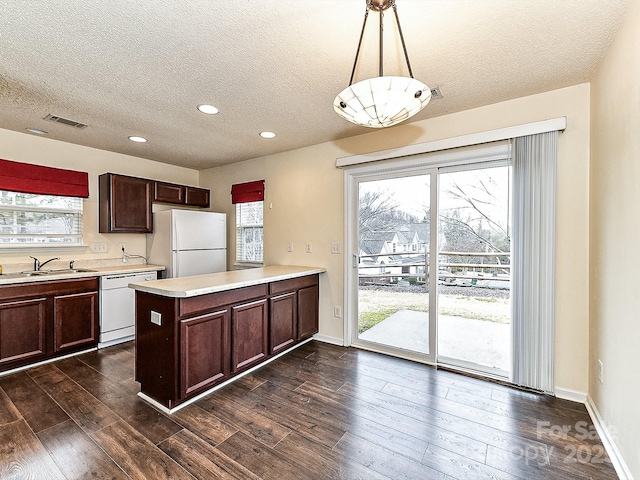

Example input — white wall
[0,127,199,268]
[590,0,640,476]
[200,82,591,395]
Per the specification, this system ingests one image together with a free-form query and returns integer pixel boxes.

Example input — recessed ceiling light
[128,136,147,143]
[26,128,49,135]
[198,104,219,115]
[259,131,276,139]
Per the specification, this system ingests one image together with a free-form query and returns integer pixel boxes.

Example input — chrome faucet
[30,256,60,271]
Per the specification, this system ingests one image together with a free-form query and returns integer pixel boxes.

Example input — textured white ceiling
[0,0,632,170]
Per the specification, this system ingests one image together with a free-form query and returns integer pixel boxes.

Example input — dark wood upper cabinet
[99,173,153,233]
[184,186,210,208]
[153,182,210,208]
[154,181,185,204]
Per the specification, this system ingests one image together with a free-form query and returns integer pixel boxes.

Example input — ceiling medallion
[334,0,431,128]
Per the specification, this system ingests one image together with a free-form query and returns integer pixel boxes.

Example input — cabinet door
[231,299,268,373]
[184,186,210,208]
[154,181,185,204]
[180,309,230,398]
[53,291,98,352]
[0,298,47,365]
[269,292,296,355]
[298,285,319,340]
[100,174,153,233]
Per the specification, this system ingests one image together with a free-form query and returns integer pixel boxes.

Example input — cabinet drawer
[269,274,318,295]
[179,284,268,317]
[0,278,98,302]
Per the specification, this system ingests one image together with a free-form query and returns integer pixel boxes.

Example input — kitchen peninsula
[129,265,325,411]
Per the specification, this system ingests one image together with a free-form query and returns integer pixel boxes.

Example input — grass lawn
[358,288,510,333]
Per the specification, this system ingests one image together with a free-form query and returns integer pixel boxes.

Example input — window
[0,190,83,247]
[236,201,263,263]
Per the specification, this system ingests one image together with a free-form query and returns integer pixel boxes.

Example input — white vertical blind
[511,131,558,393]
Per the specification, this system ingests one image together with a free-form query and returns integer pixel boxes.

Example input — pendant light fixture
[334,0,431,128]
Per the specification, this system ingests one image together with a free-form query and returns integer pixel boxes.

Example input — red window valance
[0,158,89,198]
[231,180,265,204]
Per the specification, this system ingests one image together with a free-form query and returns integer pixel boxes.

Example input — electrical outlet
[598,359,604,384]
[331,242,342,254]
[306,242,312,253]
[334,306,342,318]
[287,242,293,252]
[151,311,162,326]
[90,242,108,253]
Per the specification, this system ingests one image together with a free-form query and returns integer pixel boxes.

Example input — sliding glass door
[437,164,511,376]
[356,173,434,359]
[347,143,512,377]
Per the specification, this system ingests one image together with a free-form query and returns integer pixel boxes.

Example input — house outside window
[236,201,263,264]
[0,190,83,247]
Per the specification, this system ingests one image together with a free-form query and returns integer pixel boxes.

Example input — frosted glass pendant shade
[334,76,431,128]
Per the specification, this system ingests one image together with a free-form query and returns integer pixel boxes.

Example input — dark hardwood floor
[0,340,618,479]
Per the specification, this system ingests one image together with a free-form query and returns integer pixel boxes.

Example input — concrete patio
[358,309,510,372]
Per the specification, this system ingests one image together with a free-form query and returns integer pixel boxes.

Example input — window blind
[231,180,265,204]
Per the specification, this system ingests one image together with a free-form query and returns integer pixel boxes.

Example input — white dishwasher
[99,271,156,347]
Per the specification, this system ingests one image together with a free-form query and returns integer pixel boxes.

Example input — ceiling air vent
[430,86,443,100]
[43,114,89,129]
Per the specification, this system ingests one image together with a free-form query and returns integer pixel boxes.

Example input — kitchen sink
[18,268,98,276]
[20,271,50,276]
[46,268,98,274]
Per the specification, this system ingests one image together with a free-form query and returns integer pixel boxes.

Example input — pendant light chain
[378,5,384,78]
[391,3,415,79]
[348,5,370,86]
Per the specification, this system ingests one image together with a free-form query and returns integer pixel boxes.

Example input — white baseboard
[585,395,634,479]
[555,387,587,403]
[0,347,97,377]
[312,334,344,346]
[139,338,314,414]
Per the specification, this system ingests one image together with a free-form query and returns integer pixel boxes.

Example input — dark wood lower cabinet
[135,273,320,408]
[0,277,99,373]
[180,309,230,398]
[298,284,319,340]
[232,299,268,373]
[53,291,98,352]
[269,292,297,355]
[0,298,47,365]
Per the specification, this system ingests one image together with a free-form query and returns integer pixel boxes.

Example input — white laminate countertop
[128,265,326,298]
[0,264,165,286]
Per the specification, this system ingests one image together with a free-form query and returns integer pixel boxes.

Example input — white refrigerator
[147,209,227,278]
